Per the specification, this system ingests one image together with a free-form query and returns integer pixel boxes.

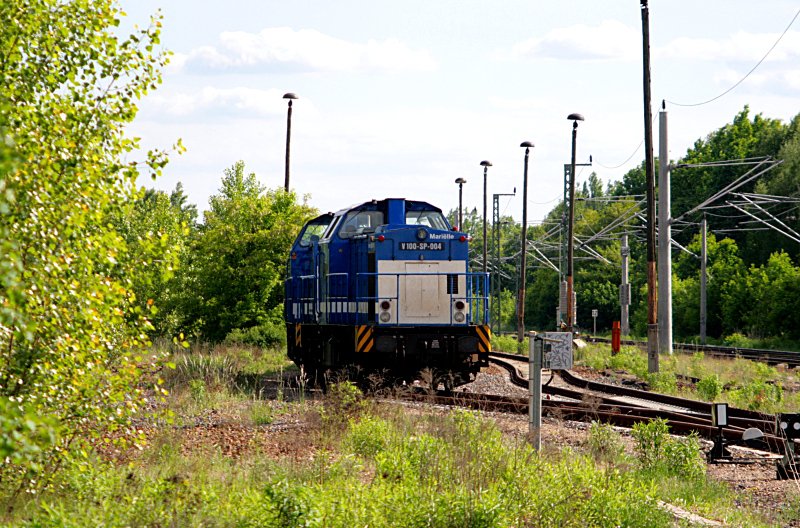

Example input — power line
[666,6,800,107]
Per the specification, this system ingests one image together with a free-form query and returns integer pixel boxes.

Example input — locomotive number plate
[399,242,444,251]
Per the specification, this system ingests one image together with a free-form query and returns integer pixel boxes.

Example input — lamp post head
[567,113,584,121]
[480,160,492,167]
[455,177,467,185]
[519,141,534,149]
[283,93,299,100]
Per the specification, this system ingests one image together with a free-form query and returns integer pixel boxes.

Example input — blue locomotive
[285,198,490,389]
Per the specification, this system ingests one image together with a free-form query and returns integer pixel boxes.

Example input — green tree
[0,0,172,491]
[113,183,197,336]
[182,161,316,344]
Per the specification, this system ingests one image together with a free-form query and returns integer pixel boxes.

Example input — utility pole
[658,104,673,355]
[518,141,534,343]
[641,0,659,372]
[492,191,515,333]
[620,234,631,335]
[700,215,708,344]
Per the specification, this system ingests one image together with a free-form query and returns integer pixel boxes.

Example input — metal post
[658,106,673,354]
[455,177,466,230]
[518,142,533,342]
[529,333,542,450]
[283,93,298,192]
[481,161,492,275]
[641,0,659,372]
[621,234,630,335]
[701,216,708,344]
[566,114,584,332]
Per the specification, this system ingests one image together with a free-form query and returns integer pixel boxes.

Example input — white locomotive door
[403,262,441,317]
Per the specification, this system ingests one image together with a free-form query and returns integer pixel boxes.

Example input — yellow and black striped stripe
[355,325,374,353]
[294,324,302,348]
[475,325,492,353]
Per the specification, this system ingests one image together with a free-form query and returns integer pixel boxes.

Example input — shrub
[491,334,527,354]
[696,374,723,401]
[722,332,754,348]
[587,421,625,463]
[645,372,677,394]
[225,322,286,348]
[631,418,704,479]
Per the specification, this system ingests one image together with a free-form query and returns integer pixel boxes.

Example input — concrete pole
[658,108,673,355]
[621,234,630,335]
[700,216,708,344]
[529,333,542,450]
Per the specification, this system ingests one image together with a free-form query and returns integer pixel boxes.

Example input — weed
[587,421,625,463]
[696,374,723,401]
[631,418,704,479]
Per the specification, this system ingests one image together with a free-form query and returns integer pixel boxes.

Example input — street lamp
[283,92,298,192]
[517,141,534,343]
[566,113,584,332]
[480,160,492,275]
[455,177,467,230]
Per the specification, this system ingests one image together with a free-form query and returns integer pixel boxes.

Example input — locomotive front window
[299,215,333,247]
[405,210,448,230]
[338,210,385,238]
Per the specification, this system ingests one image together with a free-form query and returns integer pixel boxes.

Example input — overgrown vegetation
[1,345,792,527]
[577,343,794,413]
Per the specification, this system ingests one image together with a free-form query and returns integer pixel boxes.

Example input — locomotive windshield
[405,210,448,230]
[338,210,385,238]
[298,214,332,246]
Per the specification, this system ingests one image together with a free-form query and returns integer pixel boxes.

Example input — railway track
[437,352,786,454]
[588,336,800,367]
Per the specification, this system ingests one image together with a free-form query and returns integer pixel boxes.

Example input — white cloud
[504,20,639,62]
[141,87,311,119]
[180,27,437,74]
[657,30,800,62]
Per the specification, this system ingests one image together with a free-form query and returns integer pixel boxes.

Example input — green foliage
[696,374,723,401]
[112,184,196,337]
[0,0,173,492]
[587,421,624,463]
[727,379,783,412]
[225,320,286,348]
[491,333,527,354]
[631,419,704,480]
[179,161,316,342]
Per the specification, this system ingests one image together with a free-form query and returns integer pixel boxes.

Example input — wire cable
[666,6,800,107]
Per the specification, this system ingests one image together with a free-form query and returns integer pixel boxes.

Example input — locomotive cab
[285,198,490,388]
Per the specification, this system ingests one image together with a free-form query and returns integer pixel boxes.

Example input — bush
[491,334,527,354]
[587,421,624,463]
[225,322,286,348]
[722,332,754,348]
[631,418,704,479]
[696,375,723,401]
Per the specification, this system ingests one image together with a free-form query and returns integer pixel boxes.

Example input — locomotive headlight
[454,311,466,323]
[455,300,465,310]
[380,300,391,310]
[416,228,428,240]
[379,311,391,323]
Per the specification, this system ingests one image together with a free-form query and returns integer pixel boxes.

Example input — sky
[122,0,800,225]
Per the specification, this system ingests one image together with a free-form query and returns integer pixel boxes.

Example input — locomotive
[285,198,490,389]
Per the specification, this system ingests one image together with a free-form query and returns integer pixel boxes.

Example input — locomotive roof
[332,198,443,216]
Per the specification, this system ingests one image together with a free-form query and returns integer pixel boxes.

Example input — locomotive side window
[299,216,333,247]
[405,210,448,230]
[338,210,385,238]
